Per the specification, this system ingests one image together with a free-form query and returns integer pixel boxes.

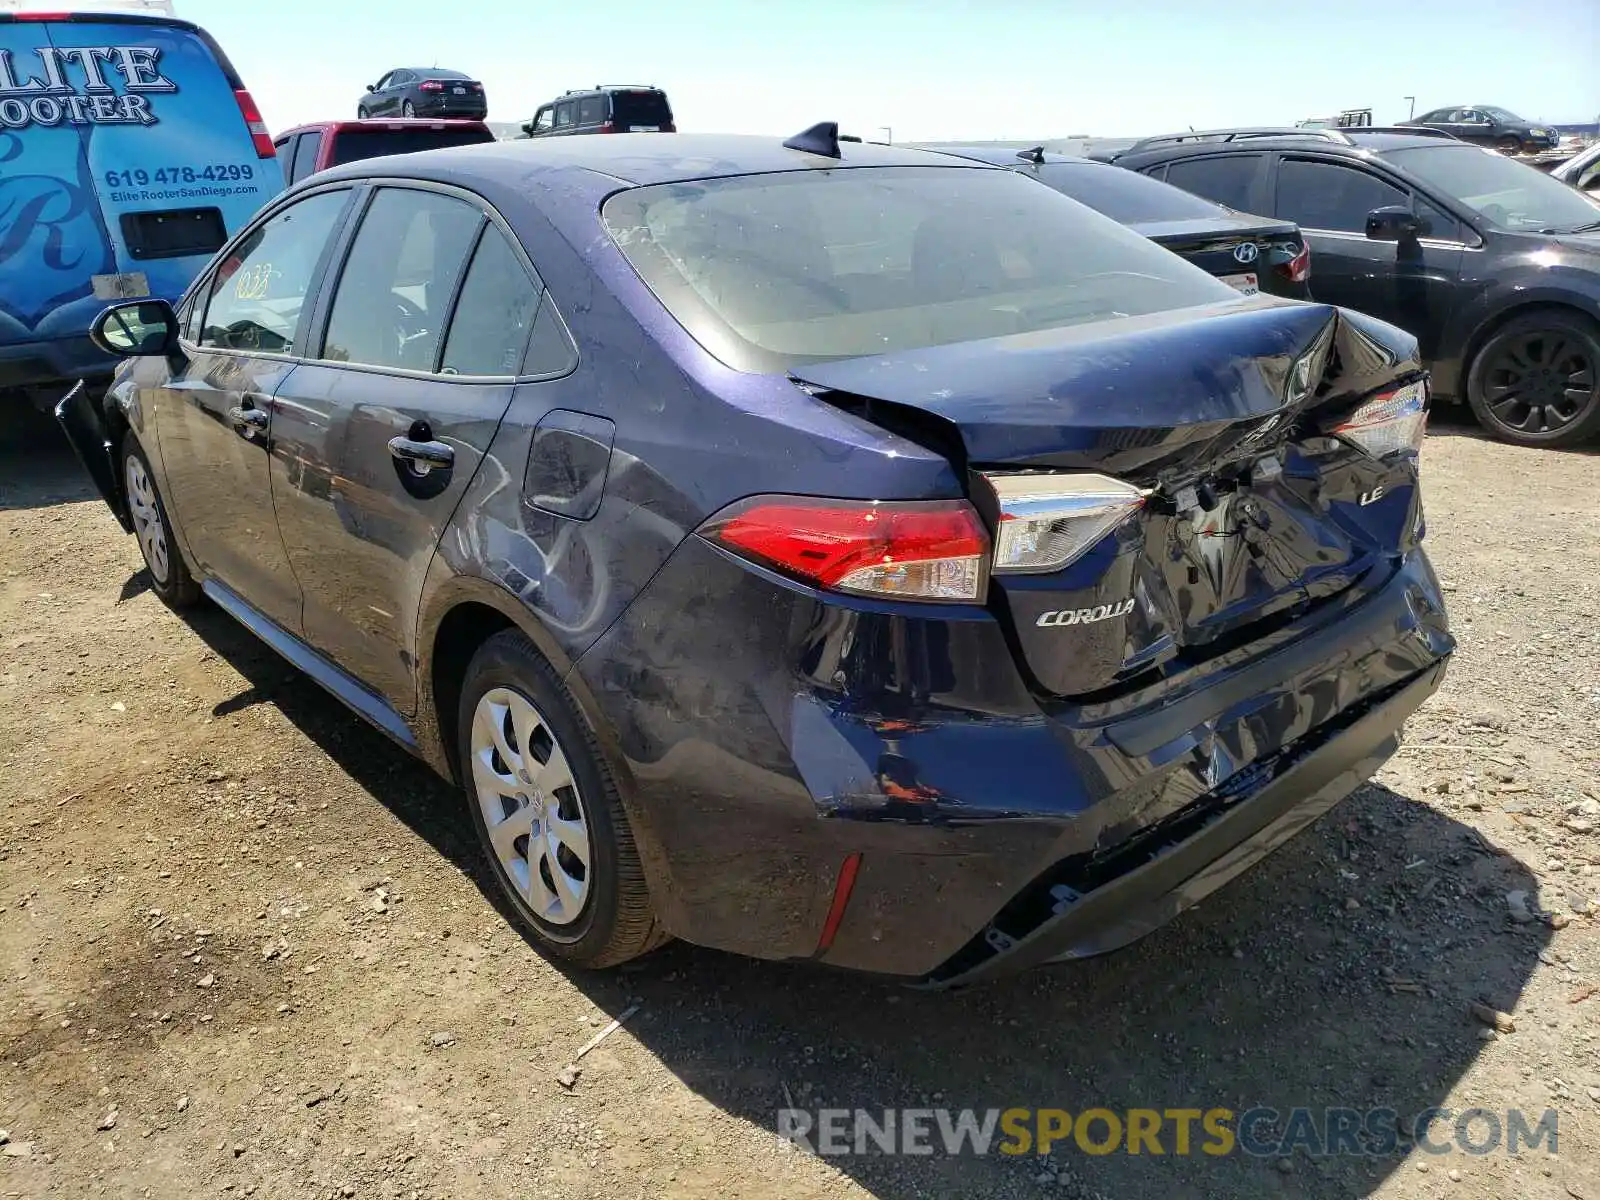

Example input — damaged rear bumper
[917,660,1444,988]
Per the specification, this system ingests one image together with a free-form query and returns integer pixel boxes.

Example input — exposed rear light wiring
[700,496,990,603]
[1333,379,1428,458]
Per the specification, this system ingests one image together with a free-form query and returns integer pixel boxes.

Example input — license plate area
[1221,273,1259,295]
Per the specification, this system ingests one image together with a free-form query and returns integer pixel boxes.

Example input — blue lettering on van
[0,45,175,129]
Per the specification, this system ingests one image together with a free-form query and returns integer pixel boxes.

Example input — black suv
[1403,106,1559,155]
[522,85,674,137]
[1112,128,1600,447]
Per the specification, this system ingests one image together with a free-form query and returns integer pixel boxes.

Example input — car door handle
[388,435,454,472]
[227,404,269,432]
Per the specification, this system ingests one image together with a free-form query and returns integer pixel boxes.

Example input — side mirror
[366,83,377,93]
[1366,205,1425,242]
[90,300,179,357]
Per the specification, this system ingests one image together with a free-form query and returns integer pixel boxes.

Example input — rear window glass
[1032,162,1225,224]
[603,166,1235,373]
[610,91,672,127]
[330,127,493,166]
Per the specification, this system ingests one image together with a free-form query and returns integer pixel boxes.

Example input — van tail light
[599,121,616,133]
[1277,240,1312,283]
[701,496,989,603]
[983,473,1146,575]
[1333,379,1429,459]
[233,89,275,159]
[420,80,445,92]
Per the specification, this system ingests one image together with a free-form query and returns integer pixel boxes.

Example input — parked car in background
[59,126,1451,987]
[522,85,674,137]
[925,146,1311,298]
[358,68,486,120]
[1403,106,1559,155]
[0,6,281,412]
[274,120,496,185]
[1551,141,1600,196]
[1113,128,1600,447]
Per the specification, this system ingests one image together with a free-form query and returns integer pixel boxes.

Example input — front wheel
[458,630,664,968]
[402,101,416,118]
[122,434,202,607]
[1495,135,1522,155]
[1466,311,1600,448]
[356,104,369,119]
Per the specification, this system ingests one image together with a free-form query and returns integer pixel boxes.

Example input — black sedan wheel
[122,433,202,608]
[402,101,416,118]
[1466,312,1600,448]
[1495,135,1522,154]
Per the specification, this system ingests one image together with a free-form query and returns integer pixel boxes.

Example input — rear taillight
[983,473,1146,575]
[701,496,989,602]
[1277,240,1312,283]
[599,121,616,133]
[1333,380,1428,458]
[233,89,275,159]
[420,81,445,92]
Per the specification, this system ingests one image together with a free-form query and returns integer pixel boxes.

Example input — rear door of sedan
[266,183,556,714]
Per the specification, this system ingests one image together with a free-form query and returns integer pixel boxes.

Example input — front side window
[199,190,350,354]
[1275,159,1406,233]
[1160,154,1262,212]
[603,165,1235,374]
[441,225,542,376]
[531,107,555,134]
[322,188,483,371]
[1382,144,1600,233]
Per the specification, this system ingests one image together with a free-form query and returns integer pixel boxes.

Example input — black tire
[457,629,664,968]
[1495,135,1522,155]
[1466,311,1600,448]
[120,433,202,608]
[402,101,416,118]
[356,104,369,119]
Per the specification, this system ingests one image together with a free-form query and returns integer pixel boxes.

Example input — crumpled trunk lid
[793,299,1429,698]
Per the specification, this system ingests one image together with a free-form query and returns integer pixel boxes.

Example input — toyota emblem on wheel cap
[1233,242,1260,265]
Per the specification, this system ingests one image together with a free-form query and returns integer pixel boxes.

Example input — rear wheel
[457,630,664,968]
[122,434,201,607]
[402,101,416,118]
[1466,311,1600,448]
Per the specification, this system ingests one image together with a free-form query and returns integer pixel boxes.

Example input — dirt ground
[1,407,1597,1200]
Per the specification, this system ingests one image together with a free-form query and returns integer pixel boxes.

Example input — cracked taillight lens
[1335,379,1428,458]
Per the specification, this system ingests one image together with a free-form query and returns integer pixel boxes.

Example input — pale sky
[171,0,1599,141]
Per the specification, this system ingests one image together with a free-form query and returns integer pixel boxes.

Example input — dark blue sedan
[59,125,1452,986]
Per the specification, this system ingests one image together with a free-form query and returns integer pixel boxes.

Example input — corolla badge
[1037,599,1135,628]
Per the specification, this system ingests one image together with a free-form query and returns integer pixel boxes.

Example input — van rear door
[6,13,283,342]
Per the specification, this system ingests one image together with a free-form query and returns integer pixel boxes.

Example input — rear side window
[329,127,493,167]
[555,104,577,128]
[322,188,483,371]
[200,190,350,354]
[611,90,672,128]
[1161,155,1262,212]
[1275,159,1405,233]
[578,96,606,126]
[1033,162,1225,223]
[291,133,323,184]
[603,165,1235,373]
[441,226,543,376]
